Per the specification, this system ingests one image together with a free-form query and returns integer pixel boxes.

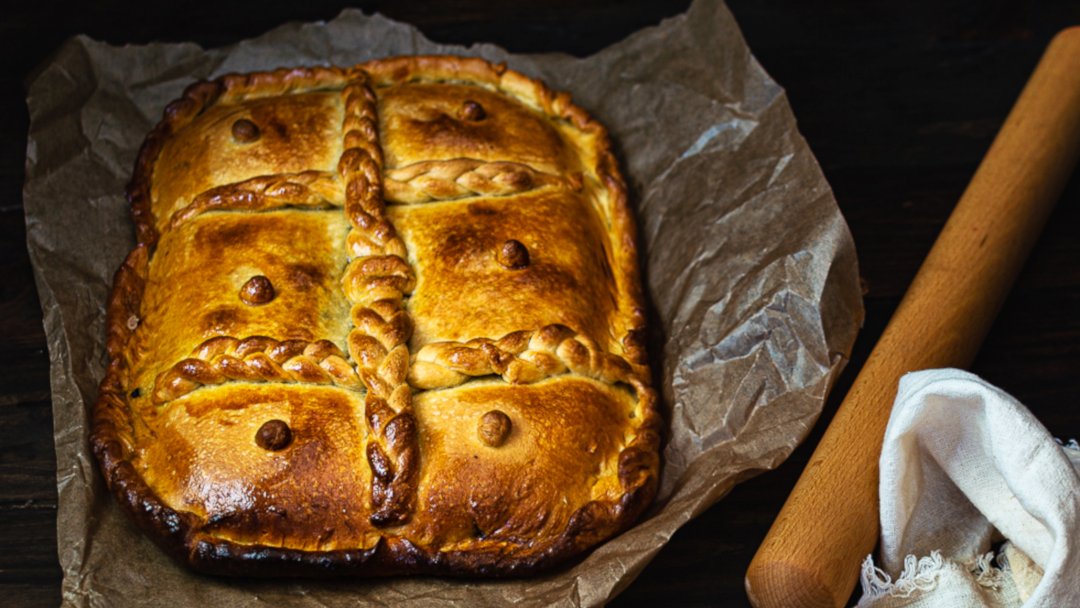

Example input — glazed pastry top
[93,56,659,577]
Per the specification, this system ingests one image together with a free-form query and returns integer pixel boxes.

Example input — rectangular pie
[93,56,659,576]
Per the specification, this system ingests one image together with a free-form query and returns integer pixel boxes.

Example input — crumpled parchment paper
[23,0,864,605]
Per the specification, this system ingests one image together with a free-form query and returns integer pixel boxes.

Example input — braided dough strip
[384,159,578,204]
[168,170,341,229]
[151,336,359,404]
[339,77,420,527]
[407,324,641,391]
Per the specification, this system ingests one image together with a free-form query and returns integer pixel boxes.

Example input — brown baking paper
[24,1,863,605]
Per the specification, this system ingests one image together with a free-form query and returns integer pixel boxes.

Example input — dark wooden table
[4,2,1079,606]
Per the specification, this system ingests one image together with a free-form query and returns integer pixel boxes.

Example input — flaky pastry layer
[93,56,659,577]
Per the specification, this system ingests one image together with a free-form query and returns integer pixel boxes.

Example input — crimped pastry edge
[91,55,660,578]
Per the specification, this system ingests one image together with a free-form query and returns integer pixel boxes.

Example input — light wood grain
[745,26,1080,608]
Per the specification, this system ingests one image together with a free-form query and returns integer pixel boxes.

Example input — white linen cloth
[857,369,1080,607]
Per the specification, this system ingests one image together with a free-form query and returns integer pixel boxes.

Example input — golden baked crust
[92,56,659,577]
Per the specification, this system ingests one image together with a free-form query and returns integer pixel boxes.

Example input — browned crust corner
[91,55,660,579]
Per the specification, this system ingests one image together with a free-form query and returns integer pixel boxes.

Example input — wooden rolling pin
[745,26,1080,608]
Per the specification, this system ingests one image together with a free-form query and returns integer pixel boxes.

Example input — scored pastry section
[372,65,651,552]
[95,58,659,575]
[123,69,378,553]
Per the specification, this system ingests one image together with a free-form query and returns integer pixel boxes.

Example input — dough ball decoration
[255,419,293,451]
[496,239,530,269]
[478,409,513,447]
[231,118,261,143]
[92,57,660,578]
[459,99,486,121]
[239,275,275,305]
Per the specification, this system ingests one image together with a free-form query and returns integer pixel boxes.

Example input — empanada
[93,56,659,576]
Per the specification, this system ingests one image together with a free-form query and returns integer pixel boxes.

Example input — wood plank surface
[3,2,1078,606]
